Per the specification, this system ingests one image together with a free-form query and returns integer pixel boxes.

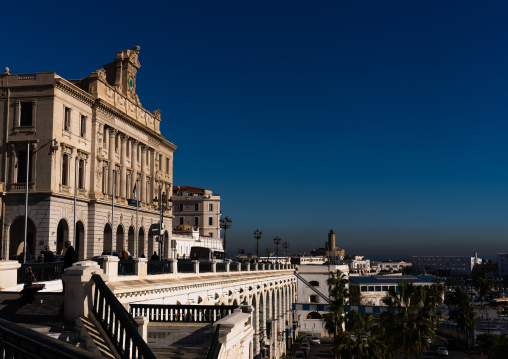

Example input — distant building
[172,186,221,238]
[498,253,508,278]
[378,260,411,273]
[339,256,371,275]
[349,274,436,306]
[412,254,481,276]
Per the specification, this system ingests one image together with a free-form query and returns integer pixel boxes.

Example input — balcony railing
[130,304,238,323]
[177,261,194,273]
[17,263,64,284]
[199,262,213,273]
[118,260,136,275]
[147,260,172,274]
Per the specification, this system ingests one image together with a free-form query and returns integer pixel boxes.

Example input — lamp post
[266,247,271,259]
[274,236,281,259]
[254,229,263,259]
[220,216,232,257]
[282,241,290,258]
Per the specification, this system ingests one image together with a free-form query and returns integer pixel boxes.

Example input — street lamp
[220,216,232,256]
[274,236,281,258]
[282,241,290,257]
[266,247,271,259]
[254,229,263,259]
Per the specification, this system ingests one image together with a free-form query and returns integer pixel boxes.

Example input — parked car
[299,342,311,356]
[294,351,306,359]
[436,347,448,356]
[310,336,321,345]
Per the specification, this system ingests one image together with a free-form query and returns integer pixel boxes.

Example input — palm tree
[343,310,389,358]
[380,282,438,358]
[472,267,493,308]
[324,270,349,359]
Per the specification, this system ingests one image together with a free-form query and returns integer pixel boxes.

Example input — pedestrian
[43,245,55,262]
[63,240,78,269]
[121,248,128,260]
[150,251,159,261]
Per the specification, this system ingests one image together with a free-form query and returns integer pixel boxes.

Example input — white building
[412,254,482,276]
[340,256,371,275]
[294,264,349,337]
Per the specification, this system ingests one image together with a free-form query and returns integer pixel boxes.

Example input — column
[120,134,127,198]
[131,139,138,199]
[108,128,117,195]
[140,144,146,203]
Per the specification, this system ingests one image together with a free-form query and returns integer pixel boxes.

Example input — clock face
[129,77,134,90]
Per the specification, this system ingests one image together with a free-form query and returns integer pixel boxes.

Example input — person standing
[63,240,78,269]
[43,245,55,262]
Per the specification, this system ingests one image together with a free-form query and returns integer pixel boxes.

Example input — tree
[445,286,476,351]
[342,310,389,358]
[380,282,440,358]
[472,267,493,308]
[324,270,349,359]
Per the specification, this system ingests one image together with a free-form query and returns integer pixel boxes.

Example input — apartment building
[412,254,481,276]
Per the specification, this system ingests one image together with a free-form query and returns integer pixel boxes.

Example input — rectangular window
[194,204,199,211]
[16,148,33,183]
[80,115,86,137]
[179,204,184,212]
[62,154,69,186]
[179,217,184,225]
[194,217,199,226]
[78,160,84,189]
[126,141,130,157]
[166,158,169,174]
[159,154,162,169]
[208,217,213,225]
[360,286,368,292]
[208,204,213,211]
[20,102,33,126]
[64,107,71,131]
[209,232,213,237]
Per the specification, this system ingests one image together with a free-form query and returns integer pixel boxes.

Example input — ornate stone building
[0,47,176,260]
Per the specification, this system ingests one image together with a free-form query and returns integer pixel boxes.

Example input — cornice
[54,78,95,106]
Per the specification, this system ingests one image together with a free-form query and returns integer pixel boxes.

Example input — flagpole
[111,170,115,256]
[23,142,30,264]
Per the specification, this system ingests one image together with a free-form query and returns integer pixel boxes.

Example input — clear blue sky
[4,1,508,259]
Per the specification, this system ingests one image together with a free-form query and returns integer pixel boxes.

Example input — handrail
[0,317,96,359]
[205,324,222,359]
[17,263,64,284]
[130,304,238,323]
[91,274,156,359]
[295,271,330,304]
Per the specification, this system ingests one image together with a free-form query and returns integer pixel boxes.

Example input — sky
[3,1,508,259]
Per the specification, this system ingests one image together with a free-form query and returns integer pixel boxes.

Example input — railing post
[192,260,199,275]
[212,261,217,273]
[254,263,258,271]
[135,258,148,278]
[170,258,178,274]
[62,261,103,323]
[225,262,230,273]
[0,260,21,290]
[102,255,119,280]
[134,316,149,342]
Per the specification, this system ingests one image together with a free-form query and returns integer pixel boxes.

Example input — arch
[309,280,320,287]
[116,224,124,251]
[56,219,69,255]
[75,221,85,260]
[9,216,36,259]
[128,226,135,256]
[139,227,146,257]
[147,227,154,257]
[306,311,322,319]
[103,223,112,252]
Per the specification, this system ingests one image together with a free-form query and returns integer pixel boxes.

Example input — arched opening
[128,226,135,256]
[103,223,112,253]
[116,225,124,252]
[75,221,85,260]
[148,228,154,257]
[9,217,36,259]
[306,311,322,319]
[309,280,320,287]
[56,219,69,255]
[139,227,146,257]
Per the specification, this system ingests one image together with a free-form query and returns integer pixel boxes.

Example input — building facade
[412,254,481,276]
[0,47,176,260]
[172,186,221,238]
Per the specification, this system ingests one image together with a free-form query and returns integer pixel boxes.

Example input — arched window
[306,312,322,320]
[309,280,320,287]
[78,159,85,189]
